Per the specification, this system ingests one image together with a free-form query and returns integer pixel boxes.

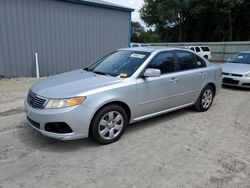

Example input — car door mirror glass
[143,68,161,77]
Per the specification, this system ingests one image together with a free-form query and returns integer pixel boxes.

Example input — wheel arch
[88,100,131,137]
[207,82,216,95]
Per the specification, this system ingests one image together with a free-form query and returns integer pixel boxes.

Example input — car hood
[221,63,250,75]
[31,69,122,98]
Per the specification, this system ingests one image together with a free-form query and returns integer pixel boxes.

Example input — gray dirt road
[0,78,249,188]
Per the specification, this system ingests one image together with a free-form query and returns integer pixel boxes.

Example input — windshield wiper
[93,71,111,76]
[83,67,91,72]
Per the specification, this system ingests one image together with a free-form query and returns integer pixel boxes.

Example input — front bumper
[222,75,250,88]
[24,98,95,140]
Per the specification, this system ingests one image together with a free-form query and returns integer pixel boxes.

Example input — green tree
[142,29,161,43]
[140,0,190,42]
[158,0,190,41]
[220,0,243,41]
[131,21,160,43]
[234,1,250,40]
[140,0,248,42]
[131,21,146,43]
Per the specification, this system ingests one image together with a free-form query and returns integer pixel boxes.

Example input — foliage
[139,0,249,42]
[131,22,160,43]
[131,22,145,43]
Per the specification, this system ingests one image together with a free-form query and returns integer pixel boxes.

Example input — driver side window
[147,52,175,74]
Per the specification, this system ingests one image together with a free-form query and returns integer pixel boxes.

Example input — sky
[104,0,145,27]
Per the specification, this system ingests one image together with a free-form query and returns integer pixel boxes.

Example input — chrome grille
[222,72,243,77]
[27,91,47,109]
[223,78,239,85]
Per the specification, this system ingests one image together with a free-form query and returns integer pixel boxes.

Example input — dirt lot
[0,78,249,188]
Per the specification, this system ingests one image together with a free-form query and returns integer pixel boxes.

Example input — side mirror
[143,68,161,77]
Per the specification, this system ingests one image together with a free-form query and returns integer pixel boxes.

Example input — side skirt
[131,102,194,123]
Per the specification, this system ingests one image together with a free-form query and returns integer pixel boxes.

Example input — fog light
[45,122,73,134]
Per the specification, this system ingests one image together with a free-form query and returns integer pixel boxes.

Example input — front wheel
[90,105,128,144]
[194,85,214,112]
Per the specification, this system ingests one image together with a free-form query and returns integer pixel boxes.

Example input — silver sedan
[222,52,250,88]
[25,47,222,144]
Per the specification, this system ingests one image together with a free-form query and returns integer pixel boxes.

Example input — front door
[136,51,179,118]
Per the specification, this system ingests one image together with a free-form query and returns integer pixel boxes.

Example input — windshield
[201,47,210,52]
[229,53,250,65]
[86,50,150,77]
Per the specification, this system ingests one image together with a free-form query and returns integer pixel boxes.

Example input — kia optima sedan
[25,47,222,144]
[222,52,250,88]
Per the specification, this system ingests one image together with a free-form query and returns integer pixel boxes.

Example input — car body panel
[25,47,222,140]
[185,46,212,59]
[25,97,94,140]
[31,69,123,98]
[222,63,250,75]
[136,73,181,117]
[221,59,250,88]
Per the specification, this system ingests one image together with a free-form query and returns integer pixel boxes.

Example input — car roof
[120,46,180,53]
[238,51,250,54]
[186,46,209,47]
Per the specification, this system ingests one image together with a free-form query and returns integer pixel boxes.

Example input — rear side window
[195,47,201,52]
[176,51,205,71]
[148,52,175,74]
[196,55,207,68]
[190,47,195,51]
[201,47,210,52]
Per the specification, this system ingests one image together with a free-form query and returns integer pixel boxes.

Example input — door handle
[200,72,206,77]
[170,77,178,83]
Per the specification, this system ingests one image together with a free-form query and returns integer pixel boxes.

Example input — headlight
[45,96,86,109]
[245,72,250,77]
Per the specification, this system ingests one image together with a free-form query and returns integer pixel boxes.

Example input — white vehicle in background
[130,43,151,47]
[185,46,212,60]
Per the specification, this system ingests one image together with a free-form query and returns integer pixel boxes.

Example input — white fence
[150,41,250,63]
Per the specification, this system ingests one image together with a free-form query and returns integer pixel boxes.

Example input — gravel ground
[0,78,249,188]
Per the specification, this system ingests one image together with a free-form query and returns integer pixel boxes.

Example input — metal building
[0,0,133,77]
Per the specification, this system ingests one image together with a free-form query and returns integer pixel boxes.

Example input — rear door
[200,46,211,59]
[195,46,203,56]
[189,47,195,52]
[172,50,207,104]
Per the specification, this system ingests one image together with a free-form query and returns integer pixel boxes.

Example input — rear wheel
[194,85,214,112]
[91,105,128,144]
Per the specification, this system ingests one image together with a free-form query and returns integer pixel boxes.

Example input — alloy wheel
[202,89,213,109]
[98,111,124,140]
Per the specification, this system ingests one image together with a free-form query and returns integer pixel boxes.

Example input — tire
[90,104,128,144]
[194,85,214,112]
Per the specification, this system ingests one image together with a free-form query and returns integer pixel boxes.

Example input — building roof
[63,0,134,12]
